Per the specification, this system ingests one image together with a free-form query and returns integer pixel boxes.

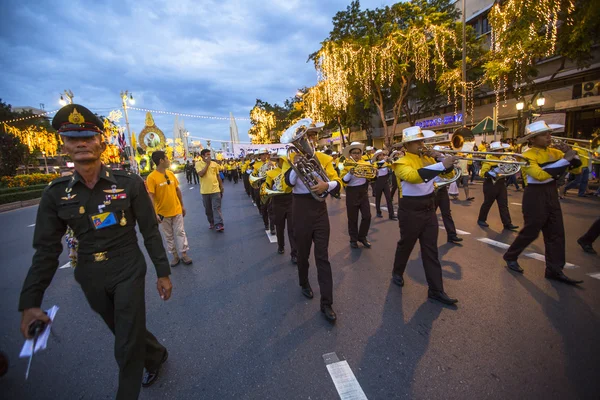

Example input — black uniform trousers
[434,187,457,238]
[579,217,600,245]
[232,169,239,184]
[267,198,275,231]
[273,193,296,255]
[374,174,394,217]
[393,194,444,292]
[185,170,192,184]
[74,245,165,400]
[293,194,333,306]
[243,172,251,196]
[390,172,399,201]
[345,183,371,242]
[504,181,565,273]
[192,169,199,185]
[478,178,512,226]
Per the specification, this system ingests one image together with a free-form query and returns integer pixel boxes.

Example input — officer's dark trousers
[293,194,333,306]
[273,194,296,255]
[579,217,600,245]
[345,183,371,242]
[192,170,199,185]
[243,173,251,196]
[374,175,394,217]
[393,194,444,292]
[75,246,165,400]
[232,170,239,184]
[185,172,192,184]
[504,181,565,273]
[435,187,457,238]
[478,178,512,226]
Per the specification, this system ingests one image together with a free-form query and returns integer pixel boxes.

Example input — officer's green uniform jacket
[19,165,170,311]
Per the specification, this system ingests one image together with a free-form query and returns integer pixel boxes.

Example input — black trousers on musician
[478,178,512,226]
[232,169,239,184]
[504,181,566,273]
[435,187,457,238]
[375,175,394,217]
[579,217,600,245]
[273,194,296,256]
[267,198,275,231]
[390,172,399,201]
[392,194,444,292]
[293,194,333,306]
[253,187,269,228]
[345,183,371,242]
[243,173,251,196]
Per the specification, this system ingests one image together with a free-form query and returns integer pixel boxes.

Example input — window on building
[473,20,481,35]
[482,16,490,34]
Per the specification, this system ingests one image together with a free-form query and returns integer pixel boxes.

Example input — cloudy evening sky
[0,0,394,147]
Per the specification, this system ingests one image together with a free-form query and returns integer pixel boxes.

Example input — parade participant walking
[250,148,271,230]
[578,217,600,254]
[456,156,474,201]
[185,160,193,184]
[148,151,192,266]
[341,142,373,249]
[391,126,459,305]
[431,145,463,244]
[18,104,172,399]
[284,120,342,322]
[196,149,225,232]
[477,141,519,231]
[563,147,590,197]
[504,121,583,284]
[372,149,397,220]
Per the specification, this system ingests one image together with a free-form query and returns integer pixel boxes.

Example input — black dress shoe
[277,247,284,254]
[577,239,597,254]
[392,275,404,287]
[448,235,463,243]
[504,224,519,231]
[359,239,372,248]
[477,220,489,227]
[505,260,524,273]
[545,269,583,285]
[428,289,458,305]
[142,349,168,387]
[350,241,359,249]
[321,305,337,322]
[389,216,398,221]
[270,229,276,235]
[301,285,314,299]
[376,213,383,218]
[291,255,298,264]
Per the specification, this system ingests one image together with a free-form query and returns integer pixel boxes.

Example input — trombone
[551,136,600,160]
[420,145,530,166]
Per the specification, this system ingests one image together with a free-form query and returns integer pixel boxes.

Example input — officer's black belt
[78,243,138,263]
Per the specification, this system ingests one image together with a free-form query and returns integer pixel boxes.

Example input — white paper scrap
[19,305,59,358]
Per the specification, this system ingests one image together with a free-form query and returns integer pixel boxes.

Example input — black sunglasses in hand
[164,174,171,185]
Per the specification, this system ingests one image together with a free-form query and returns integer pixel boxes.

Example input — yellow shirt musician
[251,149,271,229]
[283,120,342,322]
[391,126,459,305]
[477,141,519,231]
[503,121,583,284]
[372,149,397,220]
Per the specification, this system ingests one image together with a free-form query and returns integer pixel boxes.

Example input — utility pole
[461,0,467,126]
[120,90,137,173]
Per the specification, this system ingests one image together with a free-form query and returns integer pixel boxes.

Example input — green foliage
[0,173,56,188]
[0,184,48,194]
[0,188,45,205]
[0,133,27,176]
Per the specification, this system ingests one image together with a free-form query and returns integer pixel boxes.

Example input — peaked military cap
[52,104,104,137]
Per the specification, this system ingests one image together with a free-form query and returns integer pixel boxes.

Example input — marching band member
[251,149,271,228]
[263,149,297,263]
[362,146,375,162]
[431,144,463,244]
[284,123,343,322]
[242,154,253,198]
[578,217,600,254]
[503,121,583,284]
[391,126,459,305]
[341,142,373,249]
[476,141,519,231]
[372,150,397,220]
[331,152,341,176]
[266,151,278,234]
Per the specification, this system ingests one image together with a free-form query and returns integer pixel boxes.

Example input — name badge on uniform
[90,212,118,230]
[105,193,127,201]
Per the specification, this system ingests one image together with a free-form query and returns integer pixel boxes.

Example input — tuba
[260,173,285,204]
[250,162,275,189]
[280,118,335,202]
[342,160,377,179]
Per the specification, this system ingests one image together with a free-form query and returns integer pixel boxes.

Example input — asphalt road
[0,174,599,400]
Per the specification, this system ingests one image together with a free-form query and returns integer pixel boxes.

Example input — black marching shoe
[321,305,337,322]
[477,220,489,227]
[428,289,458,305]
[504,224,519,231]
[350,241,359,249]
[389,215,398,221]
[392,275,404,287]
[291,255,298,264]
[545,269,583,285]
[376,212,383,218]
[505,260,524,273]
[301,285,314,299]
[277,247,284,254]
[577,238,597,254]
[359,238,372,248]
[448,235,463,244]
[142,349,168,388]
[270,228,276,235]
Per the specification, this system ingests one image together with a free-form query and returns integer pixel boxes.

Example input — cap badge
[68,108,85,125]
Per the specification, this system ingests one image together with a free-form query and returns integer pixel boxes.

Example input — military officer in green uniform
[18,104,173,399]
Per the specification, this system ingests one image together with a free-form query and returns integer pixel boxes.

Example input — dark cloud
[0,0,392,145]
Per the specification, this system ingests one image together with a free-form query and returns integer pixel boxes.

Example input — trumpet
[342,160,377,179]
[551,136,600,160]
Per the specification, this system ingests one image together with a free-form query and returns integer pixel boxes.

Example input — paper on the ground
[19,305,59,358]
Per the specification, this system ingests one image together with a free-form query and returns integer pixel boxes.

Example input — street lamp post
[515,93,545,136]
[59,90,74,106]
[120,91,136,173]
[41,151,48,174]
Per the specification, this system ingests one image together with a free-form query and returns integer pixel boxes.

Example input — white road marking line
[524,252,578,269]
[477,238,510,249]
[189,187,195,190]
[511,202,522,206]
[265,230,278,244]
[438,226,471,235]
[28,224,36,227]
[369,203,388,212]
[323,352,368,400]
[587,272,600,280]
[59,262,72,269]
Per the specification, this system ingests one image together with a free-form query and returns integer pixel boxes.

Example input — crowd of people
[16,103,599,399]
